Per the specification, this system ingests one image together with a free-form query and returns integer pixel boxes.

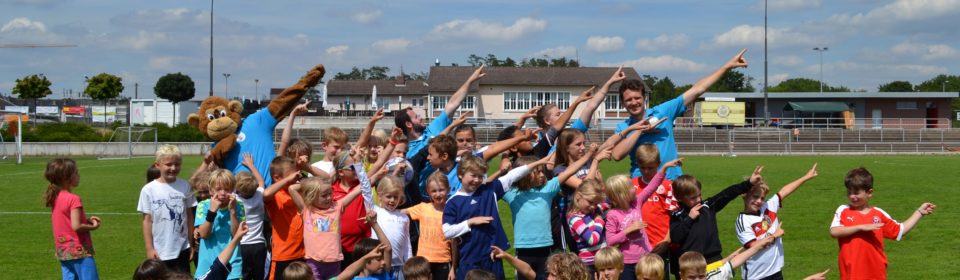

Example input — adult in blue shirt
[395,66,486,159]
[611,49,749,180]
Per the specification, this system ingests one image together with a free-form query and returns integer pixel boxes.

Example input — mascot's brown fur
[189,64,325,164]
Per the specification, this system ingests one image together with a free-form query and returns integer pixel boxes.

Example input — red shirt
[333,180,370,253]
[264,188,305,261]
[831,205,903,280]
[634,177,677,247]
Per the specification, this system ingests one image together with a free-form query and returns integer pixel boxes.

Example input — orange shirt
[265,188,305,261]
[406,202,451,263]
[831,205,903,280]
[634,177,677,247]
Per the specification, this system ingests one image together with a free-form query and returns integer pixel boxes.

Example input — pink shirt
[302,204,344,262]
[51,191,94,261]
[605,171,664,264]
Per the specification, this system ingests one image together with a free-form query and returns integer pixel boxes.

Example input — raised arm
[366,211,393,268]
[682,49,748,107]
[287,183,305,212]
[337,243,387,280]
[705,166,763,213]
[440,112,469,136]
[277,101,310,155]
[242,153,266,189]
[610,117,666,160]
[778,163,817,200]
[263,172,299,201]
[482,128,538,161]
[445,66,485,116]
[580,67,625,125]
[355,109,385,150]
[515,106,540,128]
[553,86,594,132]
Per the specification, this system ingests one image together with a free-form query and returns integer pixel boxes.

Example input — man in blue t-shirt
[611,49,749,180]
[396,66,487,159]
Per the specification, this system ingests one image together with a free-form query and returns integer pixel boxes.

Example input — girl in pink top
[44,158,101,279]
[604,159,680,280]
[289,176,365,280]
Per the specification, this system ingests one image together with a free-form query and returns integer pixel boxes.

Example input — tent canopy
[783,101,850,113]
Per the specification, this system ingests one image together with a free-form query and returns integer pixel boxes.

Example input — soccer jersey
[830,205,904,280]
[443,178,513,280]
[222,109,278,186]
[735,194,784,280]
[634,177,678,247]
[707,262,735,280]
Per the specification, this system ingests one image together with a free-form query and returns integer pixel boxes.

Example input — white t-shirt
[734,194,784,280]
[311,160,334,176]
[707,262,735,280]
[370,206,412,265]
[236,188,265,245]
[137,178,196,260]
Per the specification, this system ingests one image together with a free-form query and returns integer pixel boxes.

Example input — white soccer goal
[0,110,24,164]
[97,126,158,160]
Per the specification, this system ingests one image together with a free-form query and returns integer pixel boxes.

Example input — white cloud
[635,34,690,51]
[532,46,577,58]
[425,17,547,43]
[753,0,821,11]
[585,36,625,53]
[773,55,804,67]
[827,0,960,32]
[599,55,707,72]
[118,31,169,51]
[371,38,411,53]
[351,9,383,24]
[1,17,47,33]
[325,45,350,57]
[890,42,958,60]
[711,25,817,48]
[770,73,790,85]
[149,56,175,70]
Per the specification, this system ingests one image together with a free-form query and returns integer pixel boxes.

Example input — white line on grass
[0,211,141,215]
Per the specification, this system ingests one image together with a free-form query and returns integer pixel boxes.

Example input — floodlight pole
[763,0,769,127]
[813,47,829,93]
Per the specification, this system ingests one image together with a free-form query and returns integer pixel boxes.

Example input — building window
[432,96,475,111]
[502,91,571,112]
[896,101,918,110]
[604,94,624,112]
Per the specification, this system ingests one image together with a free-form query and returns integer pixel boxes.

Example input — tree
[650,76,680,106]
[11,74,53,124]
[708,70,755,92]
[878,81,914,92]
[84,73,124,128]
[154,72,196,125]
[915,74,960,110]
[333,66,391,80]
[334,67,365,80]
[769,78,850,92]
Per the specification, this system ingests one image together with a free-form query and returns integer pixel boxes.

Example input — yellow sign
[698,101,745,126]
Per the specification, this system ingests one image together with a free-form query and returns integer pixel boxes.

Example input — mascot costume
[189,64,325,185]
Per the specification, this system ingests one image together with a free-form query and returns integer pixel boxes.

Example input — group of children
[45,64,938,280]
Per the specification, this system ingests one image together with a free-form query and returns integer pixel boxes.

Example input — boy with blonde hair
[829,167,936,280]
[311,127,348,174]
[138,144,196,273]
[678,229,778,280]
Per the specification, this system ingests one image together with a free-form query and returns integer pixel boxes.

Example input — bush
[21,122,104,142]
[147,123,207,142]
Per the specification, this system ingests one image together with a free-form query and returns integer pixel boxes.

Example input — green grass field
[1,155,958,279]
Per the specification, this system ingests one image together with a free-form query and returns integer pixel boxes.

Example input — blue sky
[1,0,958,100]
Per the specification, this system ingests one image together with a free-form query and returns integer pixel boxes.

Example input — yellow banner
[699,101,745,125]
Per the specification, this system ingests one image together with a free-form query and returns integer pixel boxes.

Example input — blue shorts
[60,257,99,280]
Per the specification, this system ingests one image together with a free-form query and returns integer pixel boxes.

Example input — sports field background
[1,155,958,279]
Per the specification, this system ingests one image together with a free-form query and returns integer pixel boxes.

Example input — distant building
[701,92,959,128]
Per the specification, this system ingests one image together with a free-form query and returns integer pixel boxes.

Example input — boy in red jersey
[829,167,936,280]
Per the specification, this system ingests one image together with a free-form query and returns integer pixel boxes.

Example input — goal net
[1,110,24,163]
[97,126,158,160]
